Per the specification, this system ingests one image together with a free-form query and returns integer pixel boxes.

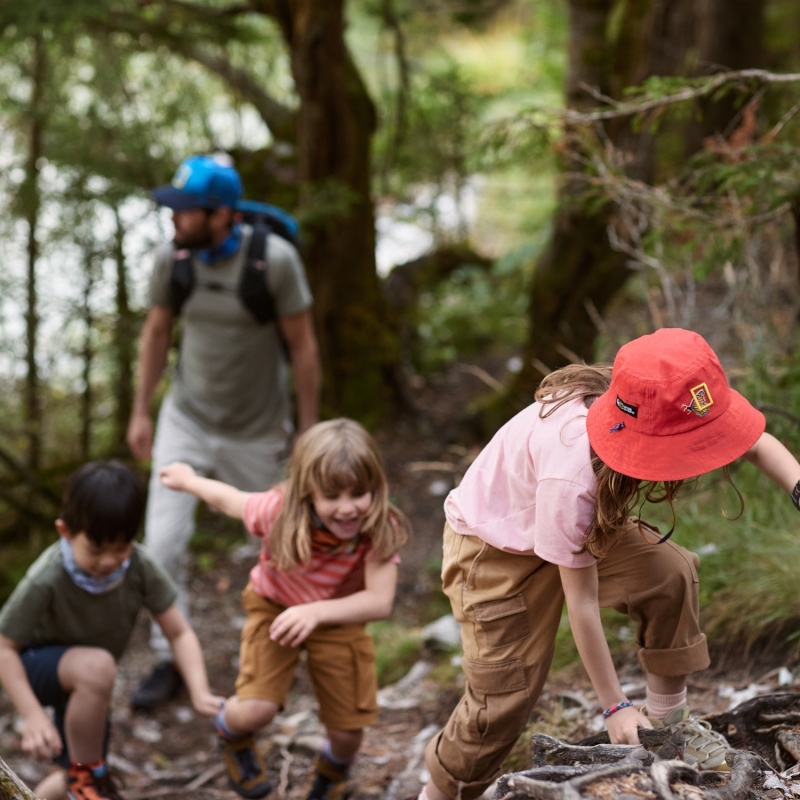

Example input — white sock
[645,686,687,720]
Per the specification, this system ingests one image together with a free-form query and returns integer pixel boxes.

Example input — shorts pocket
[473,594,530,649]
[350,637,378,713]
[458,658,530,744]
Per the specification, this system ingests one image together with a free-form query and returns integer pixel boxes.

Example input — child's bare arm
[0,634,62,760]
[159,462,249,519]
[559,564,651,745]
[155,605,225,716]
[742,432,800,494]
[268,559,398,648]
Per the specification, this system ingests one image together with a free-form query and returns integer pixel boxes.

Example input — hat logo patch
[172,164,192,189]
[684,382,714,417]
[615,396,638,418]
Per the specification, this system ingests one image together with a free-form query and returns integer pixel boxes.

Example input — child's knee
[69,648,117,696]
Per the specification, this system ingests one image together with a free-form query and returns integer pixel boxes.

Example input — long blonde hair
[269,419,409,571]
[535,364,689,558]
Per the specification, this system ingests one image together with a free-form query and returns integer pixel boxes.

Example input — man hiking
[127,153,320,710]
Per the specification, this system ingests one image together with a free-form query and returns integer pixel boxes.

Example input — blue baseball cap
[152,154,242,211]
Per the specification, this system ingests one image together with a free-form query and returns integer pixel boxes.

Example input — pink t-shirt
[445,398,597,568]
[243,488,399,607]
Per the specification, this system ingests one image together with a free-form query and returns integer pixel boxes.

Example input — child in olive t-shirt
[0,461,223,800]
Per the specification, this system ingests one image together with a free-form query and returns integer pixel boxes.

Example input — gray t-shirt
[0,542,177,661]
[149,225,313,437]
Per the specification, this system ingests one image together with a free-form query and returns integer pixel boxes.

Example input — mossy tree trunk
[277,0,398,423]
[515,0,766,401]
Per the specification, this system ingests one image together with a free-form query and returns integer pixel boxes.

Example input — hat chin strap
[636,496,675,544]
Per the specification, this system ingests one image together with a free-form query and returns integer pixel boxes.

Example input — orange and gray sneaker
[642,704,730,771]
[67,763,124,800]
[219,733,272,799]
[305,752,351,800]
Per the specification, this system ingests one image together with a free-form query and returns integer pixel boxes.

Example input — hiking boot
[67,766,124,800]
[643,704,730,771]
[130,662,183,711]
[305,753,351,800]
[220,733,272,799]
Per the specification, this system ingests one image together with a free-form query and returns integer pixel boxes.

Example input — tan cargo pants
[425,521,710,800]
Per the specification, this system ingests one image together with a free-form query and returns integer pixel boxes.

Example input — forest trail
[0,362,798,798]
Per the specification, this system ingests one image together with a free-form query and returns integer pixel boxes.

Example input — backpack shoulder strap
[238,223,278,325]
[170,248,195,316]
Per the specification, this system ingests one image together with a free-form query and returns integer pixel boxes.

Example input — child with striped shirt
[159,419,408,800]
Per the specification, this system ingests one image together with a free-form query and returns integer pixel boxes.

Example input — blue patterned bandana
[59,537,131,594]
[196,224,242,265]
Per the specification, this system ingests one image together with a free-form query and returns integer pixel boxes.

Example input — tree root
[494,697,800,800]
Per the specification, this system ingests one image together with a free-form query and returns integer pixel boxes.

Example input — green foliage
[368,620,423,686]
[414,247,533,372]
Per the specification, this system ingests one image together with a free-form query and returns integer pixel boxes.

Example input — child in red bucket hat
[416,328,800,800]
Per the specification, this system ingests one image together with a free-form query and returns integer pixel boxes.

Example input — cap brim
[586,388,765,481]
[152,185,200,211]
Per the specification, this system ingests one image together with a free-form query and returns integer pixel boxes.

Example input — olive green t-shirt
[0,542,177,661]
[149,225,313,438]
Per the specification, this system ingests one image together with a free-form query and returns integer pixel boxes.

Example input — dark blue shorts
[21,645,110,768]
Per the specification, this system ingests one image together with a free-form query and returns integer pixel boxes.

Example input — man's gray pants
[145,393,287,661]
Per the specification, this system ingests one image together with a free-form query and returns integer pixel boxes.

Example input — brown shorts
[235,584,378,730]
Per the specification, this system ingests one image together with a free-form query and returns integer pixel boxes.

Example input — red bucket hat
[586,328,765,481]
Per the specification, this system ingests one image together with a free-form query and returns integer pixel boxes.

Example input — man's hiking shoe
[304,753,351,800]
[220,733,272,799]
[643,704,730,771]
[67,766,124,800]
[130,662,183,711]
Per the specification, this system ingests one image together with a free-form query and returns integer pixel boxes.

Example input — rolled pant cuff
[637,633,710,676]
[424,732,498,800]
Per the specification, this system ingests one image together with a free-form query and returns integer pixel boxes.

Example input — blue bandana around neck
[59,537,131,595]
[196,224,242,265]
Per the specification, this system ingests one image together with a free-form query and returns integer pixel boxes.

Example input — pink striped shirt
[242,488,397,607]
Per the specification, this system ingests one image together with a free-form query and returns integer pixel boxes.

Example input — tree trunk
[111,207,134,451]
[515,0,766,401]
[281,0,399,423]
[80,254,95,461]
[21,36,46,469]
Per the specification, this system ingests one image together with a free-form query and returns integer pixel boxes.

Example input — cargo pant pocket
[473,594,530,649]
[456,657,531,745]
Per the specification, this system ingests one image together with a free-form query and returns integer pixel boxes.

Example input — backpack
[169,201,301,324]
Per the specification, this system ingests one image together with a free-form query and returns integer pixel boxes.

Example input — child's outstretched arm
[269,559,398,648]
[155,605,225,716]
[159,462,249,519]
[743,432,800,493]
[0,633,62,760]
[560,564,652,745]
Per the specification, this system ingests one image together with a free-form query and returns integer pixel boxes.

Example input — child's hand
[191,691,226,718]
[21,708,62,761]
[159,462,197,492]
[269,604,322,647]
[606,706,652,745]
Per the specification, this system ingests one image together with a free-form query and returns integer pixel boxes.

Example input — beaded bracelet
[602,700,633,719]
[791,480,800,511]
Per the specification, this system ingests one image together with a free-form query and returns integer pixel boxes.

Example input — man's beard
[174,218,214,249]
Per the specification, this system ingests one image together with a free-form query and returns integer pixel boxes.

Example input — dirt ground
[0,354,798,799]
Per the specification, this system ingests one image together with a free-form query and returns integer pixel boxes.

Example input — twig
[457,363,505,393]
[183,762,226,791]
[561,68,800,124]
[406,462,462,473]
[278,746,293,798]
